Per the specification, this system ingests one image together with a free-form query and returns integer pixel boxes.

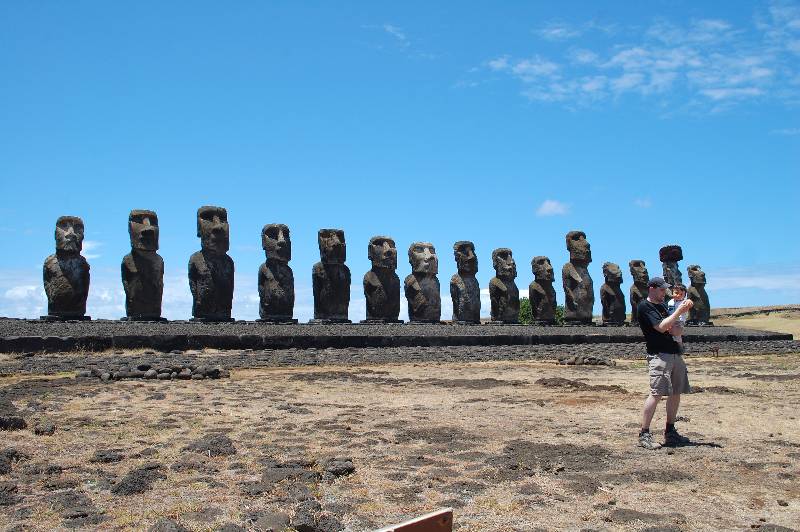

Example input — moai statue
[659,245,683,298]
[257,223,296,323]
[363,236,401,323]
[121,210,164,321]
[405,242,441,323]
[629,260,649,326]
[489,248,519,324]
[311,229,351,323]
[529,256,557,325]
[562,231,594,325]
[42,216,90,320]
[450,241,480,324]
[189,206,234,322]
[600,262,626,326]
[687,264,713,326]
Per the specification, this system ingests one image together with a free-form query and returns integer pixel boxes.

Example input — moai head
[688,265,706,286]
[408,242,438,275]
[566,231,591,264]
[128,210,159,252]
[659,245,683,262]
[629,260,649,285]
[197,206,229,254]
[262,224,291,262]
[492,248,517,280]
[603,262,623,284]
[453,241,477,276]
[532,256,554,282]
[55,216,85,254]
[318,229,346,264]
[368,235,397,270]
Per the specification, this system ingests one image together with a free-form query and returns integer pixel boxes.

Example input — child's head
[672,283,687,299]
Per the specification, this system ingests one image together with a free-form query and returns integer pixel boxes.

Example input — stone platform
[0,318,792,353]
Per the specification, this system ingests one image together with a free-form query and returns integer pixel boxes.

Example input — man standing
[637,277,694,450]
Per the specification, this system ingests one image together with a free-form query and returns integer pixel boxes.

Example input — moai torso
[258,224,295,322]
[687,264,712,325]
[629,260,649,326]
[189,206,234,321]
[562,231,594,325]
[43,216,90,319]
[450,241,480,324]
[312,229,351,322]
[600,262,626,325]
[529,256,556,324]
[490,248,519,323]
[364,236,400,322]
[122,210,163,320]
[405,242,441,323]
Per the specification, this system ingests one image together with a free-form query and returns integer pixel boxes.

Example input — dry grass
[715,310,800,338]
[1,352,799,531]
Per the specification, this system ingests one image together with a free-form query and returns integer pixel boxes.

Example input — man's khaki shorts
[647,352,691,396]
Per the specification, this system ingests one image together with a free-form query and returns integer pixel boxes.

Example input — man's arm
[654,299,693,333]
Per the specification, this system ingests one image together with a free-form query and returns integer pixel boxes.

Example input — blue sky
[1,0,798,321]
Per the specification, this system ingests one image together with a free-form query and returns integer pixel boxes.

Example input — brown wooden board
[375,508,453,532]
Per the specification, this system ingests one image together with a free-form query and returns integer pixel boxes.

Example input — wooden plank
[375,508,453,532]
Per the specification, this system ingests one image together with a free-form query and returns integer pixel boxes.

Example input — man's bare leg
[641,394,661,431]
[665,394,681,424]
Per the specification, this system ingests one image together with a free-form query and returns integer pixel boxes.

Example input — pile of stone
[76,364,230,381]
[557,353,616,366]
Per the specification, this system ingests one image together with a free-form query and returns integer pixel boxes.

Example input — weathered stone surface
[122,210,164,320]
[33,420,56,436]
[312,229,351,323]
[111,463,166,495]
[43,216,90,320]
[189,206,234,321]
[363,236,401,323]
[450,241,480,324]
[600,262,626,326]
[562,231,594,325]
[687,264,713,326]
[490,248,519,324]
[258,223,296,323]
[529,256,557,325]
[629,260,649,326]
[405,242,441,323]
[659,244,683,296]
[184,434,237,457]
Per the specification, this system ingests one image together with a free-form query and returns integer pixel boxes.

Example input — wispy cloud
[382,24,409,48]
[82,240,103,259]
[634,198,653,208]
[477,2,800,111]
[536,199,570,217]
[771,127,800,134]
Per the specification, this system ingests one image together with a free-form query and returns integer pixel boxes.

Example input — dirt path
[1,354,798,531]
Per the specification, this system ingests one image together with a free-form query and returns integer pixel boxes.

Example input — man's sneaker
[664,428,690,446]
[638,431,662,450]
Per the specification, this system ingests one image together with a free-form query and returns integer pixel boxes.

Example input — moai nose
[142,217,152,227]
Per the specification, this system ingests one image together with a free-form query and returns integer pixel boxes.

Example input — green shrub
[518,297,565,325]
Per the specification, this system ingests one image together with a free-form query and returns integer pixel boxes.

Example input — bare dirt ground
[1,350,799,531]
[716,310,800,340]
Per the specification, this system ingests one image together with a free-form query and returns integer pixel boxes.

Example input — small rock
[157,373,171,380]
[0,415,27,431]
[90,449,124,464]
[137,364,152,372]
[76,370,91,378]
[184,434,236,457]
[34,421,56,436]
[777,499,788,506]
[111,463,166,496]
[252,511,290,532]
[324,458,355,478]
[191,374,205,380]
[100,373,111,382]
[317,513,345,532]
[144,369,158,379]
[0,481,20,507]
[177,368,192,380]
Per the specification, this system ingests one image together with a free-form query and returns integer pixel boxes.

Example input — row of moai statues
[41,209,712,325]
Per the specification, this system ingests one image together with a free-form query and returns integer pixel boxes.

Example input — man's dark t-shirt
[637,300,681,354]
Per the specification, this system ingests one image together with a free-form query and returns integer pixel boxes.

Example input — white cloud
[536,199,570,217]
[482,4,800,111]
[82,240,103,259]
[383,24,409,47]
[4,285,39,300]
[536,22,582,41]
[634,198,653,208]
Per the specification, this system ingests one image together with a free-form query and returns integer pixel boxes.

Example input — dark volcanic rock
[259,223,296,322]
[562,231,594,325]
[189,206,234,321]
[0,448,29,474]
[43,216,90,320]
[111,463,166,496]
[489,248,520,324]
[90,449,125,464]
[184,434,236,457]
[0,481,20,506]
[450,241,480,324]
[405,242,441,323]
[251,511,290,531]
[364,236,401,323]
[122,210,164,321]
[324,458,355,478]
[312,229,351,323]
[33,421,56,436]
